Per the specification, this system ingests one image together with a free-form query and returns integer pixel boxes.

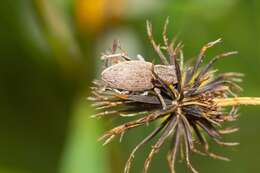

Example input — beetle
[101,60,177,91]
[98,20,184,110]
[101,59,178,109]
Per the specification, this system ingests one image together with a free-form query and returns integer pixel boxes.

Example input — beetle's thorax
[153,64,177,85]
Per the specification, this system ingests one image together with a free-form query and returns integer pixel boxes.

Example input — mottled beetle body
[101,60,177,91]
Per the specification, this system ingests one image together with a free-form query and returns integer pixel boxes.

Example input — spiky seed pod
[88,20,245,173]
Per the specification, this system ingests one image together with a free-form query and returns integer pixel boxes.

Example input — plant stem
[214,97,260,107]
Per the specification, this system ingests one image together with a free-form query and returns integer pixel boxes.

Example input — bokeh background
[1,0,260,173]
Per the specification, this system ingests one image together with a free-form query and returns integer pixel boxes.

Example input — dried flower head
[88,19,259,173]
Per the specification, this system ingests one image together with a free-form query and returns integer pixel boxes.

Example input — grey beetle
[101,60,177,91]
[101,59,178,109]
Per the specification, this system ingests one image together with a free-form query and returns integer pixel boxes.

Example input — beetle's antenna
[111,39,118,53]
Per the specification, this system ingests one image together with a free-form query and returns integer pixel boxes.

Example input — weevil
[98,20,184,110]
[101,60,177,91]
[101,59,177,109]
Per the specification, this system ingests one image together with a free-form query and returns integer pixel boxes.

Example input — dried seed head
[89,20,244,173]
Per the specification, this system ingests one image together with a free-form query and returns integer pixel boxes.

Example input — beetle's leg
[111,39,118,53]
[101,53,125,61]
[154,88,167,110]
[137,54,145,61]
[101,53,131,68]
[141,91,149,96]
[102,40,132,67]
[146,20,169,65]
[103,40,120,67]
[116,40,133,61]
[151,64,177,99]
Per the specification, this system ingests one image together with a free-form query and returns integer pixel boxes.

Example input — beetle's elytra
[101,60,177,91]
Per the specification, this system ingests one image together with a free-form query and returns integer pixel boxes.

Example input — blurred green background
[0,0,260,173]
